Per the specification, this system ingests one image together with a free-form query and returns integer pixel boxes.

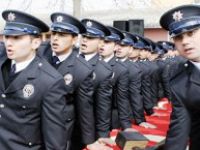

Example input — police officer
[146,40,161,106]
[136,36,157,117]
[0,10,67,150]
[37,13,98,150]
[160,4,200,150]
[156,42,171,100]
[80,19,113,150]
[98,26,134,131]
[115,32,156,129]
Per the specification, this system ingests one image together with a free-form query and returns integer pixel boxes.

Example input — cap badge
[7,12,16,21]
[86,21,92,27]
[172,11,183,22]
[56,16,63,22]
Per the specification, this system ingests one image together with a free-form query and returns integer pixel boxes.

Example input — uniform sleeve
[76,71,96,145]
[117,69,132,129]
[42,78,67,150]
[150,65,160,105]
[129,68,145,125]
[141,67,154,115]
[162,64,172,101]
[164,92,190,150]
[95,72,113,138]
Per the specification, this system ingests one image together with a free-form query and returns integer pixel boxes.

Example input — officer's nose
[182,34,191,46]
[51,33,59,41]
[3,36,13,47]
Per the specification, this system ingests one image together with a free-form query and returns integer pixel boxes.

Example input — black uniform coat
[37,42,95,145]
[0,42,6,58]
[88,54,113,138]
[164,60,200,150]
[138,60,154,115]
[148,60,160,105]
[108,57,131,130]
[124,59,145,124]
[0,55,67,150]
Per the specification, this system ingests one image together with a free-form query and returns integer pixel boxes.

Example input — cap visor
[0,30,28,36]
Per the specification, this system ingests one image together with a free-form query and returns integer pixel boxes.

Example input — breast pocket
[5,87,41,118]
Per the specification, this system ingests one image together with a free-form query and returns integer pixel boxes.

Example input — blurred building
[0,0,198,42]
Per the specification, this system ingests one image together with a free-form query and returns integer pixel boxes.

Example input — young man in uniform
[98,26,133,131]
[37,13,107,150]
[115,32,156,129]
[80,19,114,149]
[160,4,200,150]
[0,10,68,150]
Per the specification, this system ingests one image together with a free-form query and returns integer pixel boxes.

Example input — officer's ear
[31,35,42,50]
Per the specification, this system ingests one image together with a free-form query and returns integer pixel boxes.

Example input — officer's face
[115,44,131,58]
[166,50,174,57]
[129,47,140,58]
[98,40,116,58]
[50,31,77,55]
[149,53,158,61]
[139,49,148,59]
[80,35,100,54]
[173,28,200,62]
[3,35,40,63]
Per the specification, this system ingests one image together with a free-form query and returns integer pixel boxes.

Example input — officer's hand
[151,112,168,117]
[124,128,138,132]
[98,137,115,146]
[153,106,167,110]
[86,141,112,150]
[139,122,157,129]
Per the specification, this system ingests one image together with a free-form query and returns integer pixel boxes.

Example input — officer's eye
[13,36,22,40]
[51,31,66,37]
[58,33,65,36]
[104,40,111,44]
[173,35,183,41]
[51,31,56,35]
[4,35,22,40]
[187,30,195,37]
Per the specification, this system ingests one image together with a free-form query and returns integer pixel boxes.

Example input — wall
[144,28,169,42]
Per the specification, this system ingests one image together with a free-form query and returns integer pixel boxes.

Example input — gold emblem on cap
[56,16,63,22]
[86,21,92,27]
[7,12,16,21]
[172,11,183,22]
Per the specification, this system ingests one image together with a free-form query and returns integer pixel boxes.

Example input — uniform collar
[103,54,114,63]
[11,55,35,73]
[190,61,200,71]
[84,52,97,61]
[52,49,73,62]
[119,57,128,62]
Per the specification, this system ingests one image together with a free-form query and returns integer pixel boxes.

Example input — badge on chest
[23,84,34,98]
[64,74,73,85]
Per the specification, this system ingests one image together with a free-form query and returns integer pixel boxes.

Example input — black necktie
[79,53,85,59]
[10,64,16,77]
[52,56,60,67]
